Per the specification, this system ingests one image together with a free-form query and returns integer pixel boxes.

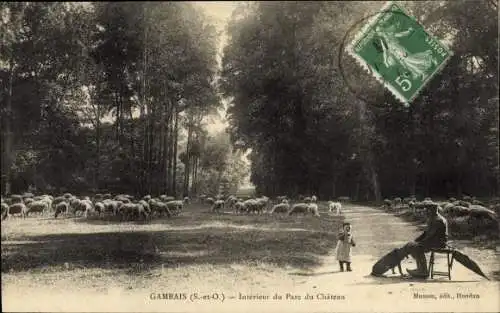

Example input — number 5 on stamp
[347,1,453,105]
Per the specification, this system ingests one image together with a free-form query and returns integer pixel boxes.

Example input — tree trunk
[183,117,193,196]
[2,55,15,195]
[95,95,101,191]
[369,162,382,202]
[141,27,148,195]
[331,175,337,199]
[147,101,155,194]
[172,103,179,198]
[166,100,173,194]
[159,104,165,191]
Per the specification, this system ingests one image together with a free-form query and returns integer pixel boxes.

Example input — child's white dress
[336,232,355,262]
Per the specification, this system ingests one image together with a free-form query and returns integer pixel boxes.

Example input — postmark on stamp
[346,2,453,105]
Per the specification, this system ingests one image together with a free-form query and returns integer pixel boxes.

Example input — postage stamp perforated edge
[345,1,454,105]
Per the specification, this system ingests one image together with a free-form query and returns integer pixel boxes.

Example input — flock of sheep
[1,193,188,221]
[381,195,498,222]
[200,194,344,217]
[1,191,351,222]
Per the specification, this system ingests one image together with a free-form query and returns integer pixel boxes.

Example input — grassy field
[3,203,500,313]
[2,202,344,275]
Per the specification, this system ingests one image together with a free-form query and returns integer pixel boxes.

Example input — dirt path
[3,204,499,312]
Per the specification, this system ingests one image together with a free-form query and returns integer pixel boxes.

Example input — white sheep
[308,203,320,217]
[26,200,49,216]
[270,202,290,214]
[328,201,342,215]
[54,201,68,218]
[288,203,310,215]
[8,203,28,218]
[212,200,225,213]
[166,200,184,215]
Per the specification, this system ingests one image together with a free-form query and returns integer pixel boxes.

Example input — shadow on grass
[2,212,344,274]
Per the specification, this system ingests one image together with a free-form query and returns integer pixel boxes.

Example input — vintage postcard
[1,1,499,313]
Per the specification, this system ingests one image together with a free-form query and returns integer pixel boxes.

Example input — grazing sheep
[37,195,53,212]
[204,197,215,206]
[118,203,148,221]
[288,203,311,216]
[444,205,471,218]
[94,202,105,216]
[135,203,149,220]
[54,202,69,218]
[308,203,320,217]
[9,203,28,218]
[115,195,131,203]
[311,195,317,203]
[24,198,35,206]
[138,200,150,214]
[81,200,94,218]
[468,205,497,220]
[148,199,171,218]
[382,199,393,211]
[102,199,121,216]
[441,202,455,210]
[166,200,184,216]
[233,201,245,214]
[270,202,290,214]
[69,199,85,216]
[212,200,224,213]
[225,195,238,210]
[52,196,66,209]
[242,199,257,214]
[26,201,49,216]
[143,195,152,201]
[393,197,402,208]
[244,197,267,214]
[183,196,190,204]
[303,197,312,204]
[254,197,269,214]
[328,201,342,215]
[63,193,73,199]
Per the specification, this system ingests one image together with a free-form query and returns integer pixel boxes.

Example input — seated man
[401,203,448,278]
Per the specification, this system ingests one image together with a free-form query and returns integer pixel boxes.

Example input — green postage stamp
[347,2,453,104]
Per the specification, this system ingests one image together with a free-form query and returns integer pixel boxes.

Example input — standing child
[336,222,356,271]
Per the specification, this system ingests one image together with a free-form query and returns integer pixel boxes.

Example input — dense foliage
[1,2,247,197]
[220,1,499,200]
[1,1,498,201]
